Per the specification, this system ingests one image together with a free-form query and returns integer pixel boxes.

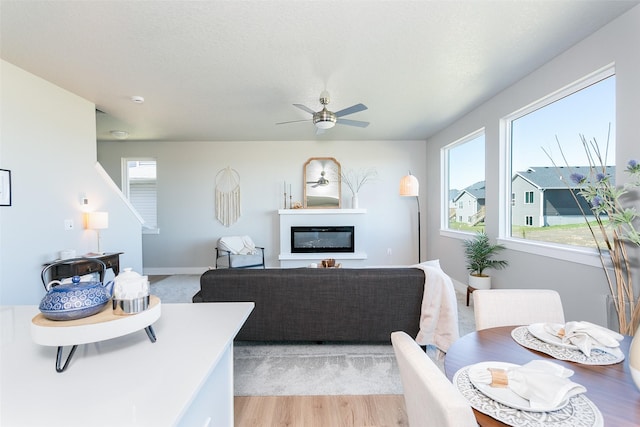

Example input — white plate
[467,361,570,412]
[528,323,578,349]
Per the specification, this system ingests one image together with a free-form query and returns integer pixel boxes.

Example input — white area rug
[150,274,476,396]
[149,274,201,303]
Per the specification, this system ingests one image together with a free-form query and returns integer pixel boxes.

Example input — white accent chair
[391,331,477,427]
[215,236,265,269]
[473,289,565,331]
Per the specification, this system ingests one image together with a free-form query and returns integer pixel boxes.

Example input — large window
[122,158,158,234]
[505,68,615,249]
[442,130,485,232]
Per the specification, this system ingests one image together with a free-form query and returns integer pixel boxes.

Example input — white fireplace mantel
[278,208,366,215]
[278,209,367,267]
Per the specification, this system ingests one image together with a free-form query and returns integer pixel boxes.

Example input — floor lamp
[399,173,420,263]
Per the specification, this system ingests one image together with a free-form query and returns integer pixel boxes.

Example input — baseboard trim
[451,277,467,293]
[143,267,211,275]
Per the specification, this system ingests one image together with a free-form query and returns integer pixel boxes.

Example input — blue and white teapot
[39,258,114,321]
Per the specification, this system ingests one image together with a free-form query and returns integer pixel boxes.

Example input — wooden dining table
[444,326,640,427]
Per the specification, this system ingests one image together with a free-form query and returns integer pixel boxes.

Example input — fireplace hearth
[291,226,355,253]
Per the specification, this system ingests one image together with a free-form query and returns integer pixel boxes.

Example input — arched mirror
[303,157,341,208]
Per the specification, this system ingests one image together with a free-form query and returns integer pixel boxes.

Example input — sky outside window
[512,76,615,173]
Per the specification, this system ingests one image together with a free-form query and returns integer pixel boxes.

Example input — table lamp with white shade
[86,211,108,254]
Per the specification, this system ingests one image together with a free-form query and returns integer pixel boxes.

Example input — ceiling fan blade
[334,103,367,117]
[337,118,370,128]
[276,119,311,125]
[293,104,316,115]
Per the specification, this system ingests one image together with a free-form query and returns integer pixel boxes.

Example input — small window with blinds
[122,158,158,234]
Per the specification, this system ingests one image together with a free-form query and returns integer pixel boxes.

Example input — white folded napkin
[545,321,623,356]
[468,360,586,410]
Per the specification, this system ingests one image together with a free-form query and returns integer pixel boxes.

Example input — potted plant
[463,231,508,289]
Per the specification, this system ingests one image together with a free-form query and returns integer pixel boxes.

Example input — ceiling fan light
[313,109,337,129]
[314,120,336,130]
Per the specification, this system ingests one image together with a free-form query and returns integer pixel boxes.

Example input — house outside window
[122,158,158,234]
[442,129,485,232]
[504,67,615,249]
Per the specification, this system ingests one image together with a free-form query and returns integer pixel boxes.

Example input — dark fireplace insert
[291,226,355,253]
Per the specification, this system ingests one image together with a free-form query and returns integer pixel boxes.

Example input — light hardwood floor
[235,395,408,427]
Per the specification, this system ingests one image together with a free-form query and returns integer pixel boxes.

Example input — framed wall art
[0,169,12,206]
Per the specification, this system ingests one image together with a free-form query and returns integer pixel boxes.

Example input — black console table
[45,252,123,281]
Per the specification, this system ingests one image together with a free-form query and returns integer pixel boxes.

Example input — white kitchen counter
[1,301,254,427]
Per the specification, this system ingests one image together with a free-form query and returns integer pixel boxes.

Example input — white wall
[98,139,427,273]
[425,6,640,326]
[0,60,143,305]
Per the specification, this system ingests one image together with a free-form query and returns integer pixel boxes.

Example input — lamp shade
[399,174,419,197]
[87,211,109,230]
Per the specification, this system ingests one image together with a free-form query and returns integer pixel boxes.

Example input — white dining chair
[473,289,565,330]
[391,331,477,427]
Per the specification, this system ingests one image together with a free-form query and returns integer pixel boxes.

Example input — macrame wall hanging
[215,167,241,227]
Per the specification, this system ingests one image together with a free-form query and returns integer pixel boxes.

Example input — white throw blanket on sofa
[412,263,460,353]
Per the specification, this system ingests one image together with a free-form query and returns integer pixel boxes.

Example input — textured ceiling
[1,1,637,142]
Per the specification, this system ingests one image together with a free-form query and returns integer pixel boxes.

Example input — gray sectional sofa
[192,267,426,342]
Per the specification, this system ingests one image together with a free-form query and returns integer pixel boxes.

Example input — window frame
[524,191,534,204]
[440,128,486,237]
[121,157,159,235]
[498,65,615,267]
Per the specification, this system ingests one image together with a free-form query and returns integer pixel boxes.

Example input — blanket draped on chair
[218,236,257,255]
[413,264,460,353]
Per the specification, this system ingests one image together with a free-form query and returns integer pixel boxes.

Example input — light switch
[64,219,74,230]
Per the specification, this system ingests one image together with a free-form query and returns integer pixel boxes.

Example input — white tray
[31,295,161,346]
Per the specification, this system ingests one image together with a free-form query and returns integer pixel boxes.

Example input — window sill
[440,228,604,268]
[498,237,603,268]
[143,227,160,235]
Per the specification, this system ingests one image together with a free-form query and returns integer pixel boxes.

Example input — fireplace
[291,226,355,253]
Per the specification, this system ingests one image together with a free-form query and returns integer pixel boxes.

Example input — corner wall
[0,60,143,305]
[425,6,640,326]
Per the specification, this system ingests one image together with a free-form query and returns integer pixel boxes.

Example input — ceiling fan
[277,91,369,134]
[306,171,330,187]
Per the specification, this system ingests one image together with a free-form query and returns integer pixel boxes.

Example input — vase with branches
[341,167,377,208]
[543,133,640,335]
